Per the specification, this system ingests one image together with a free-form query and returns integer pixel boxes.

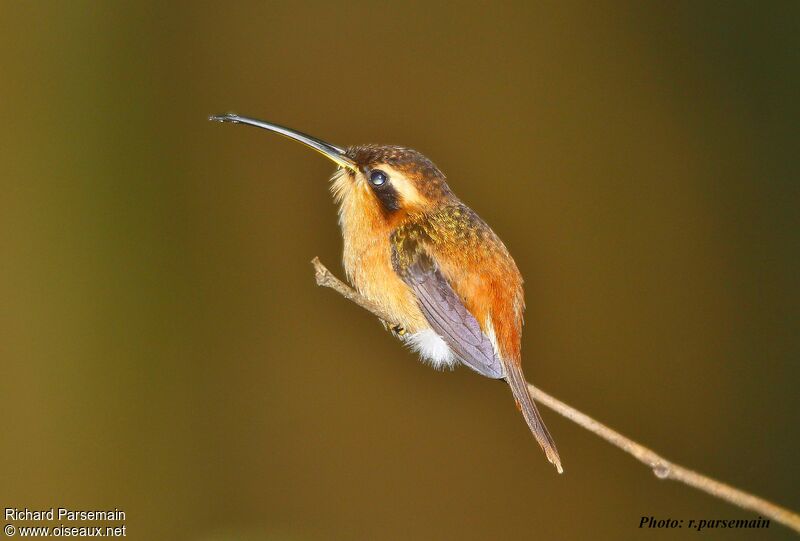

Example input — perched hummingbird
[210,113,562,472]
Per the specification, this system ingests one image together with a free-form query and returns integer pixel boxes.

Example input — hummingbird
[210,113,563,473]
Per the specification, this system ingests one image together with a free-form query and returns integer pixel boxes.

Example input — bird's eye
[369,170,388,186]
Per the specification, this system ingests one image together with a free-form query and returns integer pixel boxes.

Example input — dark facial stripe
[372,182,401,212]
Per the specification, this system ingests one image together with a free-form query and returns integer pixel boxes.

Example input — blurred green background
[1,2,798,540]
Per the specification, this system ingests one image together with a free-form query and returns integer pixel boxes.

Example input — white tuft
[405,329,458,371]
[484,315,503,359]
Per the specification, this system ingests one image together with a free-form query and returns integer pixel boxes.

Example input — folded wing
[396,252,504,379]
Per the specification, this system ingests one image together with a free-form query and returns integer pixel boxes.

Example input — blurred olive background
[1,1,798,540]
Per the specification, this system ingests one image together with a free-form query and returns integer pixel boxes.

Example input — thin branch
[311,257,800,534]
[529,387,800,532]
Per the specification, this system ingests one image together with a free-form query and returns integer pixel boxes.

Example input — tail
[505,361,563,473]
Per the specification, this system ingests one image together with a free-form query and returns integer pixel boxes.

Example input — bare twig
[529,387,800,533]
[311,257,800,534]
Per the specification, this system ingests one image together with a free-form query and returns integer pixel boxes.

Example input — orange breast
[336,180,429,332]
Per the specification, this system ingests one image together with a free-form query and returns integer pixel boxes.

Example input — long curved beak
[209,113,356,171]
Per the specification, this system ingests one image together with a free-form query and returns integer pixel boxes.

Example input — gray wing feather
[403,258,504,379]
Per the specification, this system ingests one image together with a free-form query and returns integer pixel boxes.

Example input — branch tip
[309,256,800,534]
